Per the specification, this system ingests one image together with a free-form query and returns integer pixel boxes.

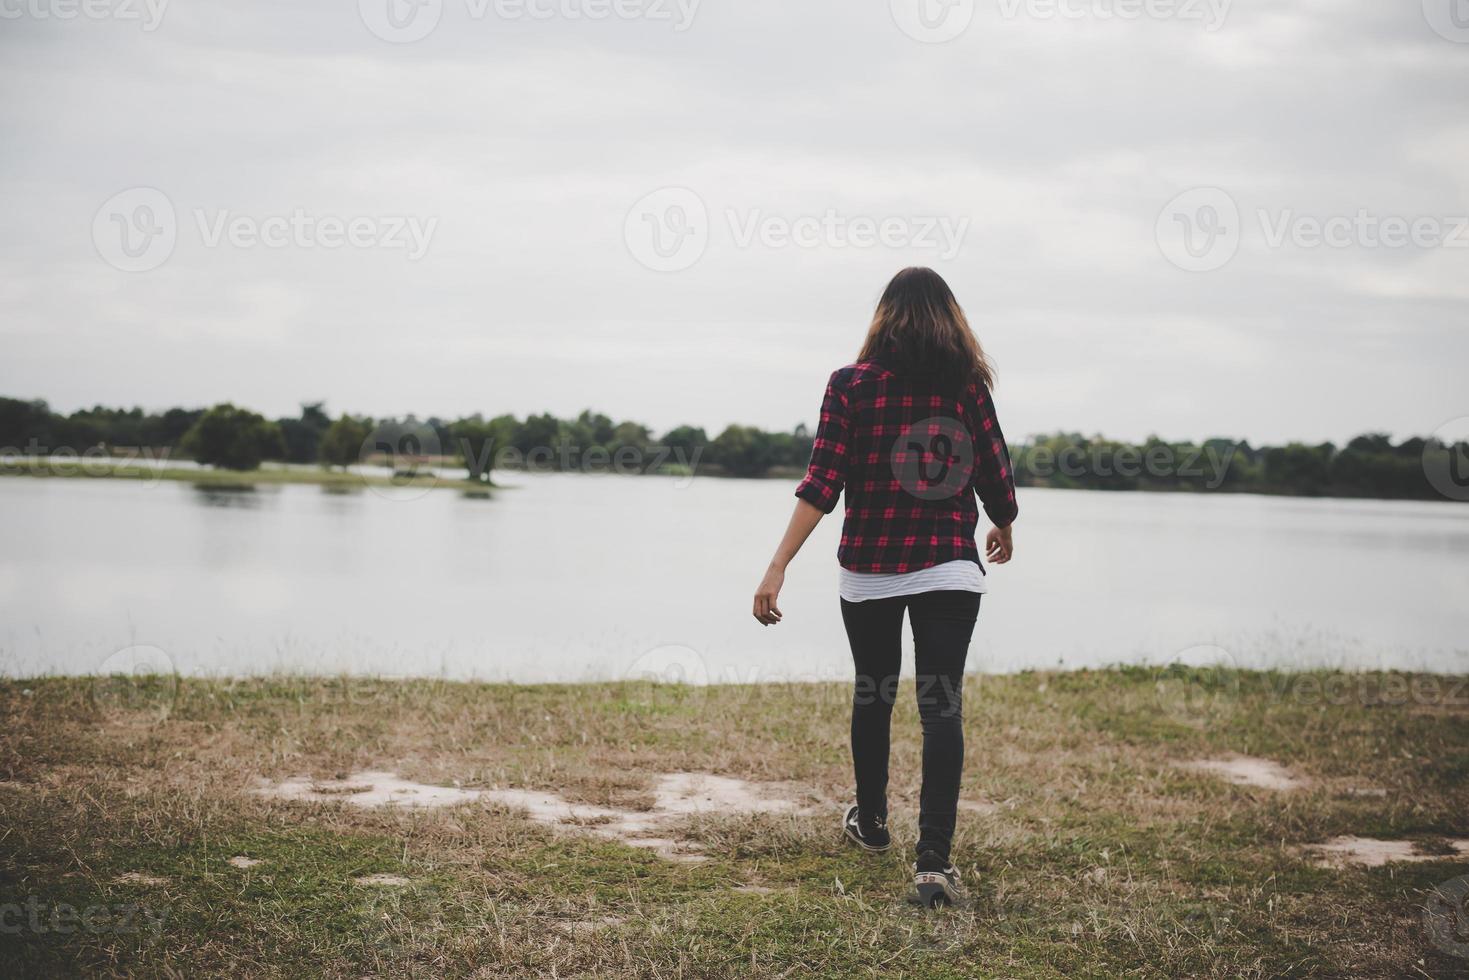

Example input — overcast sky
[1,0,1465,446]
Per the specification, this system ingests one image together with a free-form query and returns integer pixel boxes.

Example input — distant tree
[318,415,372,469]
[710,424,772,477]
[450,414,517,483]
[278,402,332,464]
[142,407,204,450]
[0,397,55,450]
[661,425,709,459]
[180,404,286,471]
[514,413,562,461]
[1263,442,1334,495]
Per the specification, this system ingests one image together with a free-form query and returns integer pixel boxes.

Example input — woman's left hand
[753,565,785,625]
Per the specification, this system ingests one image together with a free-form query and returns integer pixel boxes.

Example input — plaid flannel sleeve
[794,372,851,514]
[971,382,1019,528]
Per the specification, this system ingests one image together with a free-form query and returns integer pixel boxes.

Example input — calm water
[1,474,1466,681]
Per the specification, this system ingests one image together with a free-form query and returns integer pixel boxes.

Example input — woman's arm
[755,370,850,626]
[753,498,825,625]
[971,381,1018,565]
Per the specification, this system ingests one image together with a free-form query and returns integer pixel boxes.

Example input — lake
[1,474,1465,682]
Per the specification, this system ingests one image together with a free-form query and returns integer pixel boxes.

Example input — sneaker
[912,850,964,907]
[841,804,891,852]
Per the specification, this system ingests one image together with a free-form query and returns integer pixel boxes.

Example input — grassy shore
[2,669,1467,978]
[0,457,488,492]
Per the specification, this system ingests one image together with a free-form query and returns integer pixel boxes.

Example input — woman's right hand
[753,564,785,626]
[985,524,1014,565]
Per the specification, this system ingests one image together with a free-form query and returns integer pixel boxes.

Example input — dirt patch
[731,884,795,895]
[1181,755,1304,791]
[254,769,807,863]
[483,772,805,863]
[227,856,263,869]
[254,771,484,809]
[114,872,167,886]
[556,916,624,934]
[1303,836,1469,868]
[355,873,412,886]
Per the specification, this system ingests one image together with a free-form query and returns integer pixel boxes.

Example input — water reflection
[190,484,268,508]
[1,475,1465,680]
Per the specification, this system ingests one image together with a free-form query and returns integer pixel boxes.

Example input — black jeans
[840,589,981,861]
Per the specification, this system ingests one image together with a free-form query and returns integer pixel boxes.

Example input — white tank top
[838,559,986,603]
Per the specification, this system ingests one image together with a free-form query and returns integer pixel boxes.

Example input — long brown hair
[857,267,995,391]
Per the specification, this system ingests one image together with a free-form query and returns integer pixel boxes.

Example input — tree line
[0,397,812,481]
[0,396,1461,501]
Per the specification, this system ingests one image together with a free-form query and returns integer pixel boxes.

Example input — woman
[752,267,1018,908]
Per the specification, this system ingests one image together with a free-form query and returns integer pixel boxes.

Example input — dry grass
[1,669,1467,978]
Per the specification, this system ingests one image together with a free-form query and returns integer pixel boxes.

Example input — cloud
[0,0,1464,444]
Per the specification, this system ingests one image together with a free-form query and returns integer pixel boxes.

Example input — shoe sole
[842,822,892,852]
[914,873,963,908]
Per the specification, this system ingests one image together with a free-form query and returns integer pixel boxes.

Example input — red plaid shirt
[795,359,1018,573]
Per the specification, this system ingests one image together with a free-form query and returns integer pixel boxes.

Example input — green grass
[1,670,1466,978]
[0,456,489,492]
